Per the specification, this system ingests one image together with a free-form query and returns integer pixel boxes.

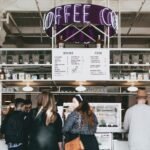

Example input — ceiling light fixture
[127,83,138,92]
[75,85,86,92]
[23,84,33,92]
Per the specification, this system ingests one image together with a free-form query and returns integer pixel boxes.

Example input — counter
[96,128,128,150]
[114,140,129,150]
[0,139,7,150]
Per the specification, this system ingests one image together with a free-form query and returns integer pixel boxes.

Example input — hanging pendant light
[75,85,86,92]
[23,83,33,92]
[127,83,138,92]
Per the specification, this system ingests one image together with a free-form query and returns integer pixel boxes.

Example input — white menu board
[52,48,110,80]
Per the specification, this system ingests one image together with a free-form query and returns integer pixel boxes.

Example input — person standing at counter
[28,92,63,150]
[63,94,99,150]
[1,98,26,150]
[123,89,150,150]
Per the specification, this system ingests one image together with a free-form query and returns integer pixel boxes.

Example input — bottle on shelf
[58,35,65,48]
[5,69,11,80]
[0,68,6,80]
[96,35,101,48]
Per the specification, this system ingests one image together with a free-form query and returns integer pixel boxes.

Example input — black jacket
[29,109,62,150]
[1,111,25,144]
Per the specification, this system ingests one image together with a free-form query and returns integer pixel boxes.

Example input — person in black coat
[1,98,26,150]
[28,92,63,150]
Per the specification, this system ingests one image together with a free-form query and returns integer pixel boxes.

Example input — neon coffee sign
[43,4,118,37]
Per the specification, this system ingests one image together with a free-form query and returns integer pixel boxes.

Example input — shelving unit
[0,48,150,91]
[0,48,150,125]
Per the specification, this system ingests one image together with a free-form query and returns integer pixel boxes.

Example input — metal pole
[52,26,54,48]
[108,27,110,48]
[118,0,121,48]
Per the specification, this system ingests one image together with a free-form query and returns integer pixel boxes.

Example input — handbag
[65,136,84,150]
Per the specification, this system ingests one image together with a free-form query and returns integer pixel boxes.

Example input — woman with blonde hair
[29,92,63,150]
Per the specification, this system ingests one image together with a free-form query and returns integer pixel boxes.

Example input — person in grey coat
[124,89,150,150]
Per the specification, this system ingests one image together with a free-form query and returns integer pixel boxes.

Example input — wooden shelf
[1,80,150,87]
[0,64,52,67]
[110,64,150,67]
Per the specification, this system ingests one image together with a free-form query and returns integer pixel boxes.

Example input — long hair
[36,92,57,125]
[75,101,95,127]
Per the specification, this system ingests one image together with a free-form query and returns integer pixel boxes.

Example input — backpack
[4,111,24,143]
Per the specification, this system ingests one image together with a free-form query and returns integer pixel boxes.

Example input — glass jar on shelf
[7,55,13,64]
[32,54,39,64]
[12,55,19,64]
[44,55,51,64]
[23,54,29,64]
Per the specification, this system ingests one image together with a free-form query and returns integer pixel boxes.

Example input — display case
[90,103,122,132]
[63,103,122,131]
[63,102,122,150]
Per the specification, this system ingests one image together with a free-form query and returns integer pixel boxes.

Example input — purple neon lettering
[99,8,111,26]
[44,11,54,30]
[64,5,71,24]
[55,6,62,25]
[107,11,112,26]
[74,4,81,23]
[83,4,91,23]
[110,11,118,30]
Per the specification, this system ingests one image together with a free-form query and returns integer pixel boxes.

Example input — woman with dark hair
[63,94,99,150]
[29,92,63,150]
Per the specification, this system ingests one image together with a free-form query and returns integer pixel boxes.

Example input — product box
[19,72,25,80]
[113,53,121,64]
[122,54,130,64]
[131,54,139,64]
[143,73,149,80]
[12,73,18,80]
[137,73,143,80]
[130,72,137,80]
[25,74,31,80]
[32,75,38,80]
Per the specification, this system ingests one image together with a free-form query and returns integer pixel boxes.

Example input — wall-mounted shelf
[110,64,150,67]
[0,64,52,67]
